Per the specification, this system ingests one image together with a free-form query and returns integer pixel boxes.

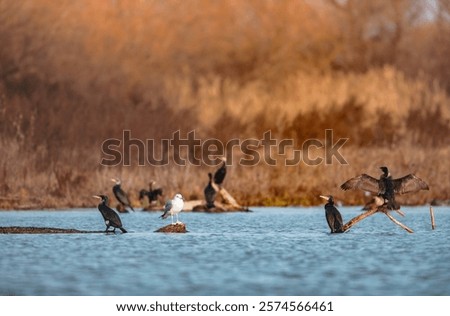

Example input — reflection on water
[1,207,449,296]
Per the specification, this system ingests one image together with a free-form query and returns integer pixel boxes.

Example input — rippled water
[1,207,449,296]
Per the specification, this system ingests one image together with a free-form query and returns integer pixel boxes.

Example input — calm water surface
[1,207,449,296]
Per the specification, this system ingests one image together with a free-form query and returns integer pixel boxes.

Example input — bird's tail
[386,200,400,210]
[120,227,127,233]
[129,205,135,212]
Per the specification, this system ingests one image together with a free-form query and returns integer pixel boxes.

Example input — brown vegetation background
[1,0,449,209]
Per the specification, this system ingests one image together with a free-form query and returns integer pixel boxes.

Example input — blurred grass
[0,0,449,208]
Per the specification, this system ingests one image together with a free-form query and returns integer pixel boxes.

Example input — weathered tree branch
[217,186,242,209]
[342,207,378,232]
[383,211,414,233]
[342,205,413,233]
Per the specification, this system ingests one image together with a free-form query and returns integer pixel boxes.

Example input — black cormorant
[340,166,429,210]
[319,195,344,233]
[111,178,135,212]
[139,181,163,204]
[204,172,217,209]
[213,157,227,185]
[93,195,127,233]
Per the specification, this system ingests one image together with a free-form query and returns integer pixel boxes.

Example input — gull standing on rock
[161,193,184,225]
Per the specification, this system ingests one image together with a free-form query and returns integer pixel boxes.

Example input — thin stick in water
[430,206,436,230]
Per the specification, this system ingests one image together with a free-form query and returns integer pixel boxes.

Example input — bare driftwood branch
[342,207,378,232]
[383,211,414,233]
[430,206,436,230]
[217,186,242,209]
[342,205,414,233]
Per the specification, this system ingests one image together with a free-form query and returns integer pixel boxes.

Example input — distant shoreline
[0,202,446,211]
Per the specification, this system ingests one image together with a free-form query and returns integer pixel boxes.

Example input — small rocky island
[155,222,187,233]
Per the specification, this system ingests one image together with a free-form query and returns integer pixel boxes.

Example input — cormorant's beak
[110,178,117,183]
[319,195,329,201]
[92,195,101,199]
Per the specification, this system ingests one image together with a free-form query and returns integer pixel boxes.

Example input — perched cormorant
[213,157,227,185]
[161,193,184,225]
[93,195,127,233]
[204,172,217,209]
[111,178,135,212]
[139,181,163,204]
[319,195,344,233]
[340,166,429,210]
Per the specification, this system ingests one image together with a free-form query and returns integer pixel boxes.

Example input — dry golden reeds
[1,0,449,209]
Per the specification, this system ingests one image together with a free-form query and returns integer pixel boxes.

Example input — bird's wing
[149,188,163,201]
[115,188,131,205]
[213,163,227,185]
[161,199,172,218]
[204,184,217,204]
[335,208,343,226]
[139,189,148,200]
[392,174,430,194]
[164,199,173,211]
[100,204,123,227]
[340,174,380,194]
[108,209,123,227]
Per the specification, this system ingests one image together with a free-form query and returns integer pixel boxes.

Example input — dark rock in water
[0,227,104,234]
[155,223,187,233]
[192,204,209,212]
[192,204,227,212]
[205,206,232,213]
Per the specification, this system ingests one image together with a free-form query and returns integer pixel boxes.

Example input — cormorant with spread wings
[340,166,429,210]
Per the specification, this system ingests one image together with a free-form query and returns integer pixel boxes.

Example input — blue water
[0,207,449,296]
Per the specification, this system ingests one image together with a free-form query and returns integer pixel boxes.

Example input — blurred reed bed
[1,0,449,208]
